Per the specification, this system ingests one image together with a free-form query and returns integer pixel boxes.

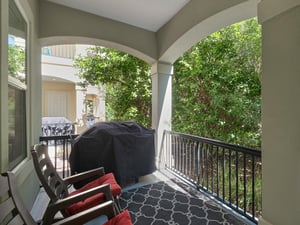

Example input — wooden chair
[101,209,133,225]
[0,172,117,225]
[31,144,122,218]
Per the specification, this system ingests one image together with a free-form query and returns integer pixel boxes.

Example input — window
[8,0,27,169]
[42,47,51,56]
[8,81,27,168]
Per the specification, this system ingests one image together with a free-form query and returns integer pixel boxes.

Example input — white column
[258,1,300,225]
[151,62,173,162]
[92,96,100,120]
[75,85,86,126]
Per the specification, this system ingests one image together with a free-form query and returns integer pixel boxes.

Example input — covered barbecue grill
[69,121,156,187]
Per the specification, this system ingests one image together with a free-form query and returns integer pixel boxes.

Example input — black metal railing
[160,130,262,224]
[39,134,78,178]
[41,123,75,136]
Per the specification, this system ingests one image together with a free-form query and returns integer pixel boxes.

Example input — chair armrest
[49,200,116,225]
[63,167,105,185]
[43,184,113,225]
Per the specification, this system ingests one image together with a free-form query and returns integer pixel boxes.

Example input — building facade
[42,44,105,133]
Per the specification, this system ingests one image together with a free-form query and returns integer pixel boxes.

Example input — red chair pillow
[103,210,133,225]
[66,173,121,215]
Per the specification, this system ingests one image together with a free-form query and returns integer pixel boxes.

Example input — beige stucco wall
[157,0,257,63]
[259,2,300,225]
[38,0,157,64]
[42,81,76,122]
[38,0,259,65]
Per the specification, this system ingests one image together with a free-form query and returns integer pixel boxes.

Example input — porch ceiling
[46,0,190,32]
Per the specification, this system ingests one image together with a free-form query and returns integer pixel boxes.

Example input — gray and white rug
[120,181,247,225]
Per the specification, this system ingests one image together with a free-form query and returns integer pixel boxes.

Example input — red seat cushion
[103,210,133,225]
[65,173,121,215]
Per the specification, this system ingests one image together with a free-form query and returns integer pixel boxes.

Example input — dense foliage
[173,18,261,148]
[8,45,26,83]
[74,47,152,127]
[74,18,261,148]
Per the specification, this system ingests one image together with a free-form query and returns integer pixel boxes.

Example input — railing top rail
[39,134,79,141]
[164,130,261,157]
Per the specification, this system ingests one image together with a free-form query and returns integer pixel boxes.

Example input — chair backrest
[0,172,37,225]
[31,144,69,202]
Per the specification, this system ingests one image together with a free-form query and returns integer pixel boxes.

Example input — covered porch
[42,129,261,224]
[1,0,300,225]
[43,135,258,225]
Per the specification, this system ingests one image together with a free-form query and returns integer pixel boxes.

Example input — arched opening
[161,17,262,222]
[40,42,153,134]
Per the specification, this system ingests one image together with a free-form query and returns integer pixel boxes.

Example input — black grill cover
[69,121,156,188]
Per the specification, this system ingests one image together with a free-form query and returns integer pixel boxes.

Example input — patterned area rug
[120,181,247,225]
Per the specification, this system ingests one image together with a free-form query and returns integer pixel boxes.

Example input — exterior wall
[38,0,258,65]
[15,0,42,210]
[0,0,41,210]
[41,54,79,83]
[0,0,9,172]
[43,45,76,58]
[42,81,76,122]
[41,45,106,133]
[157,0,258,63]
[258,2,300,224]
[38,0,157,64]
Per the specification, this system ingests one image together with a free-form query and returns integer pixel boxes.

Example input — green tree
[74,19,261,147]
[8,44,26,83]
[74,47,152,127]
[173,18,261,148]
